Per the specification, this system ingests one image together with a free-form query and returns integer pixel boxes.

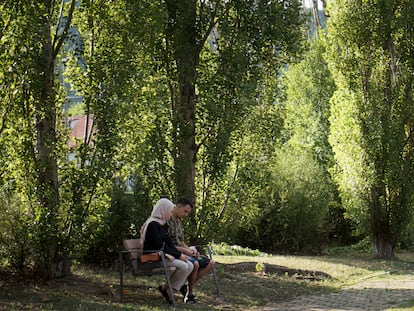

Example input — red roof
[67,114,94,148]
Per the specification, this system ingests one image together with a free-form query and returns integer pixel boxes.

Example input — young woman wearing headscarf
[140,198,193,304]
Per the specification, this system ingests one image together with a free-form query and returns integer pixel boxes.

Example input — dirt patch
[223,262,331,281]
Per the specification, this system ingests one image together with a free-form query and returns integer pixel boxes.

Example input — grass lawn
[1,251,414,310]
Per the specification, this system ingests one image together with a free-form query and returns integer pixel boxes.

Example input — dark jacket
[143,221,181,259]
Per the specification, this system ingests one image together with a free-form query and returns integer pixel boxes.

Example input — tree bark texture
[370,186,394,259]
[33,1,72,278]
[166,0,199,205]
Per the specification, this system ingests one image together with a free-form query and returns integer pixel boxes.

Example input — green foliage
[325,238,373,255]
[195,94,284,244]
[281,39,335,166]
[217,39,340,254]
[277,39,342,251]
[398,221,414,251]
[0,0,144,276]
[58,0,145,263]
[7,0,414,275]
[325,0,414,258]
[212,242,269,257]
[194,0,306,186]
[65,103,85,116]
[0,190,32,273]
[328,90,368,227]
[81,187,139,264]
[110,0,307,245]
[255,262,265,273]
[260,148,333,253]
[0,0,77,277]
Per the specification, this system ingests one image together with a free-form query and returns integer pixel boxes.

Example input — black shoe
[179,284,188,297]
[158,285,172,304]
[184,293,196,304]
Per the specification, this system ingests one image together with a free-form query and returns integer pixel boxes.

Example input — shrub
[211,242,269,257]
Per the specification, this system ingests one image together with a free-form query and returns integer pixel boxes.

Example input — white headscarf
[140,198,175,242]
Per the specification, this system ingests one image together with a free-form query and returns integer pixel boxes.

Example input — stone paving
[261,275,414,311]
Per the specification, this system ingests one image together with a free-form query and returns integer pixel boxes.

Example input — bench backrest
[123,239,143,272]
[123,239,143,257]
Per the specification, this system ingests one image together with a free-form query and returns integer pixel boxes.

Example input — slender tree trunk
[166,0,199,205]
[37,0,77,279]
[175,79,197,203]
[35,0,77,278]
[35,15,61,278]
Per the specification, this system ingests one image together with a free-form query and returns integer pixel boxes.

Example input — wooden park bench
[119,239,220,307]
[119,239,177,306]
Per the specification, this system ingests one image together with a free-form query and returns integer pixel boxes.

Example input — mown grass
[1,250,414,310]
[388,299,414,310]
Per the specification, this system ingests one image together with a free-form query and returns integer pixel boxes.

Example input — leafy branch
[53,0,77,58]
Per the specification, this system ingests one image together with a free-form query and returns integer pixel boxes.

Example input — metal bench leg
[119,252,124,301]
[162,257,176,307]
[208,246,221,296]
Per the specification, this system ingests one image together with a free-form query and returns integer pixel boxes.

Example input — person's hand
[189,248,196,256]
[180,253,188,262]
[188,247,199,257]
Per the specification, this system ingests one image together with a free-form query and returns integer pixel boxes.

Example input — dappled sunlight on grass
[216,254,367,280]
[2,252,414,310]
[214,251,414,289]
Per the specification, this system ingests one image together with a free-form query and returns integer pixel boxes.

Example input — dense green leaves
[0,0,141,276]
[326,0,414,258]
[115,0,306,239]
[3,0,414,277]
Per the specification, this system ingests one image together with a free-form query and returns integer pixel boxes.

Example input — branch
[53,0,65,47]
[0,97,10,135]
[195,123,217,153]
[217,160,239,220]
[403,125,414,151]
[199,0,223,51]
[53,0,76,58]
[85,114,95,147]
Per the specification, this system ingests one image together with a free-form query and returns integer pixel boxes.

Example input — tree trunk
[175,80,197,204]
[373,234,394,260]
[370,186,394,260]
[166,0,199,205]
[34,9,62,279]
[33,0,77,279]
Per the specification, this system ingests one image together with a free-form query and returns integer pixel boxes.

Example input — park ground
[1,251,414,310]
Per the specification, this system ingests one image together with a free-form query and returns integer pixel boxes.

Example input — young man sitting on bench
[168,198,215,304]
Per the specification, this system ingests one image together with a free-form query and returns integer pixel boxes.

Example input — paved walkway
[261,275,414,311]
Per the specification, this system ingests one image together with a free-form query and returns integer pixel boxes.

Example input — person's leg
[195,259,215,282]
[166,259,193,291]
[185,258,215,304]
[187,260,199,295]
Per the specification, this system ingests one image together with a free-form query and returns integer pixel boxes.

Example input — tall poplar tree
[326,0,414,259]
[0,1,77,278]
[0,0,136,277]
[127,0,305,214]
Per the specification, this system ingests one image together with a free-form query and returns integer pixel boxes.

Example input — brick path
[261,275,414,311]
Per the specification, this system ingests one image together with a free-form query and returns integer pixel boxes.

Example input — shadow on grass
[314,252,414,276]
[0,261,337,311]
[4,252,413,311]
[0,272,173,311]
